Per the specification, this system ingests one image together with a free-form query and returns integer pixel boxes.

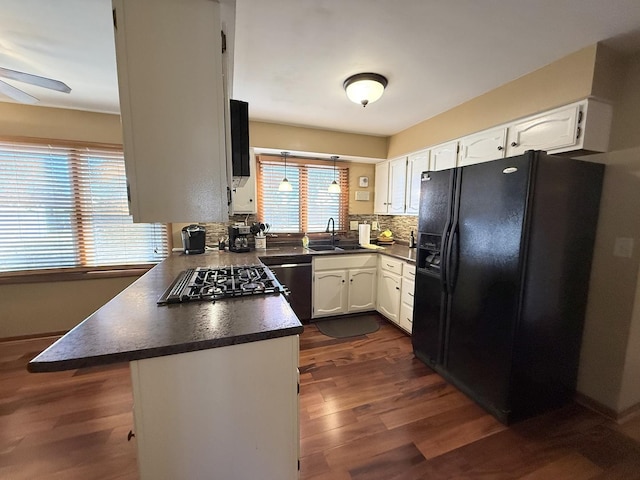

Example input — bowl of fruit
[377,229,395,245]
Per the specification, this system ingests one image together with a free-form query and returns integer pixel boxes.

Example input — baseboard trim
[0,331,66,343]
[575,392,640,423]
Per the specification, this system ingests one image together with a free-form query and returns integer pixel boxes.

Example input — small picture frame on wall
[359,176,369,188]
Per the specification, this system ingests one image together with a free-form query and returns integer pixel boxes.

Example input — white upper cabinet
[405,150,429,215]
[388,157,407,214]
[431,141,459,171]
[506,99,612,157]
[112,0,232,223]
[232,148,257,214]
[374,161,390,214]
[506,103,580,157]
[458,127,507,167]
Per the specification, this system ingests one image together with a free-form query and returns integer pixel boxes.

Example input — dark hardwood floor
[1,316,639,479]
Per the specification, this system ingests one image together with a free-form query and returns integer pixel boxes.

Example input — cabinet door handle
[350,279,353,282]
[396,286,400,290]
[511,142,518,147]
[342,279,345,283]
[408,292,414,297]
[497,145,503,151]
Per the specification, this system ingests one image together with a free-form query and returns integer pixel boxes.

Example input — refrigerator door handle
[446,224,460,294]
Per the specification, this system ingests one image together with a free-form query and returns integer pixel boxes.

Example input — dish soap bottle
[302,232,309,248]
[409,230,416,248]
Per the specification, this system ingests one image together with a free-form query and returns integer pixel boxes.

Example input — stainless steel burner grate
[157,264,286,304]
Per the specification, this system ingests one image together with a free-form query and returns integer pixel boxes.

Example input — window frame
[0,136,170,282]
[256,154,349,234]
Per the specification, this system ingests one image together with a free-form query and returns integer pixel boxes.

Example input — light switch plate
[349,221,359,231]
[372,221,379,231]
[614,237,634,258]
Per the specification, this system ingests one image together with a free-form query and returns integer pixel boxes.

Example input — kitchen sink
[308,245,339,251]
[307,244,366,252]
[336,244,366,251]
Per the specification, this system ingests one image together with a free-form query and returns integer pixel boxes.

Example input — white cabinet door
[506,104,580,157]
[377,271,401,324]
[431,141,459,171]
[458,127,507,167]
[232,149,257,214]
[313,270,347,317]
[374,161,390,214]
[400,302,414,334]
[112,0,229,223]
[405,150,430,215]
[348,268,377,312]
[388,157,407,214]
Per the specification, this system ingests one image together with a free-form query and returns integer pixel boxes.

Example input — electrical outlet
[372,221,379,231]
[349,221,359,231]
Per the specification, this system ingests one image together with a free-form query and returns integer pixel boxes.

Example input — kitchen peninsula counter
[28,250,303,373]
[28,243,415,373]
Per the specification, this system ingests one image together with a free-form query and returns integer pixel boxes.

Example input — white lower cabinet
[376,256,403,324]
[313,270,348,316]
[313,254,377,318]
[130,336,299,480]
[399,271,416,333]
[347,268,377,312]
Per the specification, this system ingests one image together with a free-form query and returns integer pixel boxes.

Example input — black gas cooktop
[157,264,286,304]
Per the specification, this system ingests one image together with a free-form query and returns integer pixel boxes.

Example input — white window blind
[256,156,348,233]
[0,140,168,273]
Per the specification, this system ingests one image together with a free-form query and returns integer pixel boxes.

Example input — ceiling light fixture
[343,73,388,107]
[278,151,292,192]
[328,155,341,193]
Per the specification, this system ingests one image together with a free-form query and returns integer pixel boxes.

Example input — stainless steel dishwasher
[260,255,312,322]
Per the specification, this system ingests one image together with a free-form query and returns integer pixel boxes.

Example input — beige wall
[250,120,388,160]
[387,45,597,158]
[576,50,640,413]
[0,103,122,144]
[347,163,375,215]
[577,147,640,410]
[0,276,138,338]
[0,103,135,339]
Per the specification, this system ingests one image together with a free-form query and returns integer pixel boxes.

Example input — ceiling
[2,0,640,137]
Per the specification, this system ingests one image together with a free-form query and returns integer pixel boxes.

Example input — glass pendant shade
[279,178,292,191]
[328,180,341,193]
[279,151,292,192]
[343,73,388,107]
[328,155,341,193]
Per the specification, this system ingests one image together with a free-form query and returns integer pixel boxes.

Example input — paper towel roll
[358,224,371,245]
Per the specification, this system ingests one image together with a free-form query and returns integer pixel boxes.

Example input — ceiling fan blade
[0,67,71,93]
[0,79,39,104]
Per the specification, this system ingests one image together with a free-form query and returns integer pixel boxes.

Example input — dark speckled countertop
[28,244,415,373]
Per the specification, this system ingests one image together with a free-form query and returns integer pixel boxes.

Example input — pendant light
[328,155,341,193]
[278,151,292,192]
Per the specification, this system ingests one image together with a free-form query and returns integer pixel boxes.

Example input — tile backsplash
[200,213,417,246]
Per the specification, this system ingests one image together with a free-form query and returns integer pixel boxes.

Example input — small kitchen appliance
[181,224,206,254]
[228,225,251,252]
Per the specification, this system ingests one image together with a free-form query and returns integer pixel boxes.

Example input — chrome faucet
[325,217,336,247]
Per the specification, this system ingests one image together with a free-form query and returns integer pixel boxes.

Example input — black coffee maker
[181,224,206,254]
[228,225,251,252]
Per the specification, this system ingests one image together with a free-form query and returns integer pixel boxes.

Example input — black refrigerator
[412,150,604,424]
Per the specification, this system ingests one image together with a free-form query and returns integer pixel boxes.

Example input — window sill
[0,265,155,286]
